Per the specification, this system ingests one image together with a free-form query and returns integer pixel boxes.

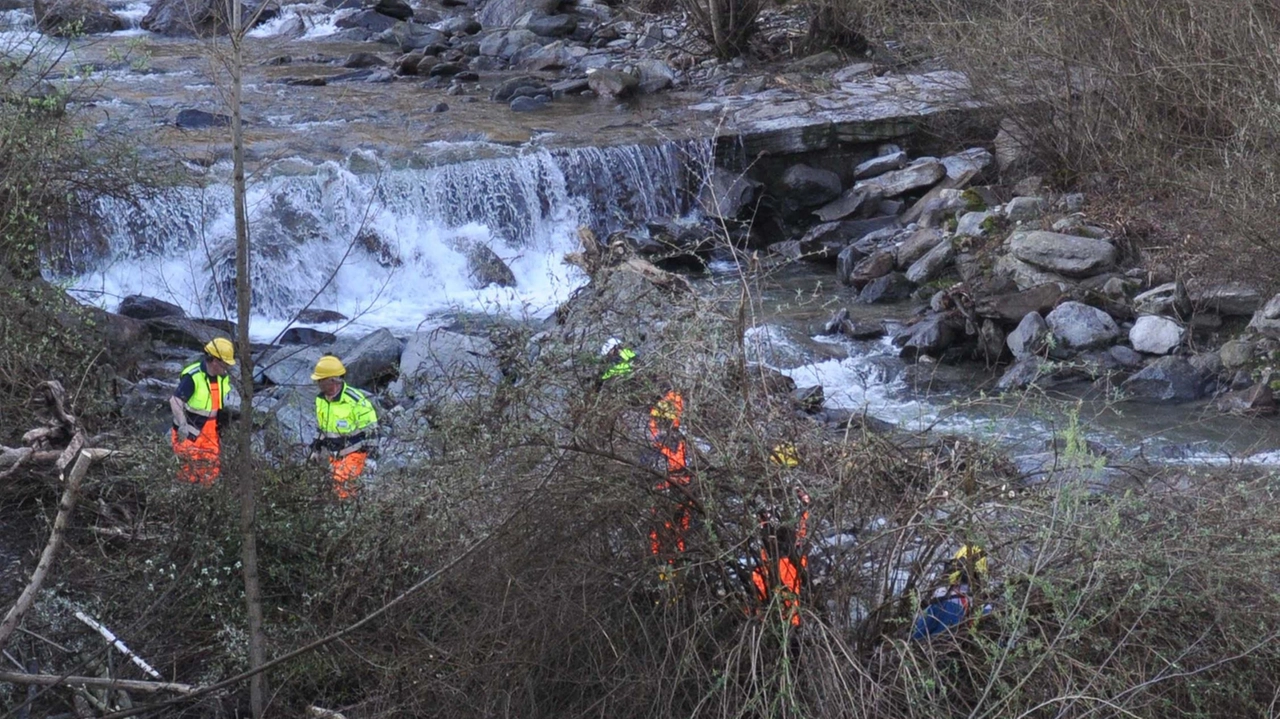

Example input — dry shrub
[679,0,766,58]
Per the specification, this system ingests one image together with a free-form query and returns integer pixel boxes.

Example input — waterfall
[65,139,711,337]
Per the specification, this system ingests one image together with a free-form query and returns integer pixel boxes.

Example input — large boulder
[1122,356,1206,403]
[1133,281,1192,318]
[1128,315,1184,355]
[118,294,185,321]
[778,164,842,210]
[994,254,1068,291]
[587,68,639,98]
[1247,293,1280,337]
[853,159,944,198]
[336,8,399,32]
[858,272,914,304]
[975,283,1063,323]
[904,238,955,284]
[635,58,675,93]
[258,345,325,386]
[478,28,540,59]
[895,228,945,269]
[1045,301,1120,350]
[141,0,277,36]
[477,0,558,27]
[524,13,575,37]
[1008,231,1116,278]
[395,329,502,403]
[337,328,403,388]
[1007,311,1049,361]
[34,0,123,34]
[843,249,895,288]
[697,168,761,220]
[941,147,993,181]
[1190,282,1262,317]
[893,315,958,359]
[145,316,234,350]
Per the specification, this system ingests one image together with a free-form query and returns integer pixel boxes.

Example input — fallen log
[0,671,194,695]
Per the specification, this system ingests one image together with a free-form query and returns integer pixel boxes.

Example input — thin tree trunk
[229,2,266,715]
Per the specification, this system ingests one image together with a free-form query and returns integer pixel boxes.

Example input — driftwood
[73,611,162,680]
[0,671,194,694]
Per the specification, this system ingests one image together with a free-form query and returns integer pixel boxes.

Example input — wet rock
[175,108,230,129]
[550,77,590,96]
[373,0,412,20]
[525,13,576,37]
[429,62,464,76]
[894,315,958,359]
[904,238,955,284]
[814,187,879,223]
[854,159,945,198]
[697,168,761,221]
[258,345,324,386]
[1005,196,1045,223]
[141,0,276,35]
[779,164,842,210]
[1046,301,1120,350]
[343,51,386,68]
[975,283,1063,323]
[821,307,850,335]
[1214,383,1276,416]
[844,249,895,288]
[853,150,907,180]
[1122,356,1206,403]
[464,242,516,288]
[1133,281,1192,318]
[1009,231,1116,278]
[1129,315,1184,355]
[858,272,914,304]
[636,58,675,93]
[997,357,1048,391]
[509,95,546,112]
[395,329,501,403]
[490,74,547,101]
[1220,338,1256,369]
[1007,312,1049,361]
[1247,293,1280,337]
[1190,282,1262,317]
[34,0,123,34]
[118,295,184,321]
[336,8,399,32]
[587,67,639,98]
[895,228,944,269]
[298,308,348,324]
[792,385,824,412]
[978,319,1005,364]
[280,327,337,346]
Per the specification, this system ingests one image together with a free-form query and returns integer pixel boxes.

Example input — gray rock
[524,13,576,37]
[509,95,546,112]
[1214,383,1276,416]
[1005,196,1044,223]
[258,345,325,386]
[478,0,559,27]
[853,150,907,180]
[397,329,501,403]
[264,387,320,449]
[977,319,1006,364]
[490,74,547,101]
[792,385,824,412]
[800,217,901,253]
[175,109,231,129]
[845,249,895,288]
[955,210,994,237]
[1045,301,1120,350]
[118,295,185,320]
[297,308,348,324]
[373,0,411,20]
[478,28,540,59]
[1220,339,1256,369]
[940,147,993,182]
[895,228,945,269]
[587,67,639,98]
[635,58,675,93]
[1007,311,1049,360]
[854,159,945,198]
[1128,315,1184,355]
[1189,351,1223,379]
[997,357,1048,391]
[340,328,403,388]
[1109,344,1144,368]
[1009,231,1116,277]
[905,238,955,284]
[34,0,123,34]
[141,0,276,35]
[1247,293,1280,337]
[336,8,399,32]
[464,242,516,288]
[145,317,234,350]
[994,254,1069,291]
[1191,282,1262,316]
[697,168,761,220]
[994,118,1033,173]
[975,283,1064,323]
[1133,281,1192,318]
[343,51,386,68]
[1122,356,1206,403]
[779,164,842,209]
[894,316,957,359]
[280,327,337,346]
[428,62,464,76]
[434,14,481,35]
[429,101,450,112]
[858,272,914,304]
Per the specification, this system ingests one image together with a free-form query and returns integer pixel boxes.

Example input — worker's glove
[180,424,200,441]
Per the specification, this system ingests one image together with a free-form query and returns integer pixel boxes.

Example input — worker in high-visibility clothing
[169,338,236,486]
[648,390,693,561]
[599,337,636,383]
[912,543,991,640]
[310,355,378,500]
[750,443,810,627]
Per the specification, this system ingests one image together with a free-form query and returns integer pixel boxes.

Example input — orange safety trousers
[751,553,806,626]
[328,451,367,500]
[171,382,221,486]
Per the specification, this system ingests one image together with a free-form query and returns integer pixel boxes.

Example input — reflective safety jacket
[175,361,230,429]
[315,383,378,455]
[601,348,636,381]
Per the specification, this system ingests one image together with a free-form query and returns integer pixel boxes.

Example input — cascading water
[65,139,710,338]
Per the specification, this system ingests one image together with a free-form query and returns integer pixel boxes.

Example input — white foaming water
[66,141,706,339]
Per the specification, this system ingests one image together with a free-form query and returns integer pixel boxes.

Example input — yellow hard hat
[204,337,236,365]
[770,443,799,468]
[311,355,347,381]
[947,543,988,585]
